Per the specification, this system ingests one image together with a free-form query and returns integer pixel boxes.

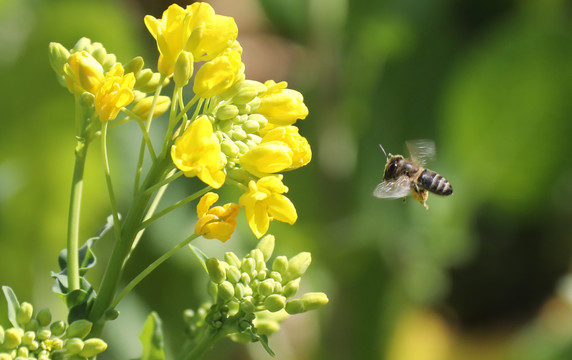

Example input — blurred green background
[2,0,572,359]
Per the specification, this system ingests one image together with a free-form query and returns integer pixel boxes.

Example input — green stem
[101,122,122,248]
[111,233,199,309]
[144,169,182,195]
[139,186,212,231]
[88,153,171,335]
[66,95,92,291]
[177,325,227,360]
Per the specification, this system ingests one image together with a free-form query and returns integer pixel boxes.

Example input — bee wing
[406,139,436,166]
[373,177,411,199]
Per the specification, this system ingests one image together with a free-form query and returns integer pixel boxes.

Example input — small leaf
[249,330,275,357]
[139,312,165,360]
[2,286,20,328]
[188,245,208,273]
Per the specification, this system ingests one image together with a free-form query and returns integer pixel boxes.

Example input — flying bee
[373,140,453,209]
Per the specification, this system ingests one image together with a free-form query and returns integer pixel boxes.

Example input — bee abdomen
[417,169,453,196]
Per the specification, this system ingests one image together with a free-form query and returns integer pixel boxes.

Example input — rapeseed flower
[94,64,136,122]
[64,51,104,94]
[257,81,308,126]
[239,176,297,238]
[193,47,243,98]
[171,116,226,188]
[195,192,239,242]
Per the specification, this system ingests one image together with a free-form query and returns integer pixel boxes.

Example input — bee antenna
[378,144,388,158]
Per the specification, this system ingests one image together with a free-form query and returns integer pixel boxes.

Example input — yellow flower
[131,96,171,120]
[239,176,297,238]
[144,3,238,76]
[184,2,238,62]
[171,116,226,188]
[94,64,136,122]
[260,126,311,170]
[144,4,192,76]
[195,192,239,242]
[257,80,309,126]
[63,51,104,94]
[193,48,243,98]
[240,141,293,177]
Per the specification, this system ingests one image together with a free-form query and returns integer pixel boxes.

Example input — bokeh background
[2,0,572,359]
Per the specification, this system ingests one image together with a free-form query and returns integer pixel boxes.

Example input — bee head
[383,155,404,180]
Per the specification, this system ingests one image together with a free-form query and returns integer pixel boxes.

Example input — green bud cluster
[0,303,107,360]
[190,235,328,339]
[212,79,270,170]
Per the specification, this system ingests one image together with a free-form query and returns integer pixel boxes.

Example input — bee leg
[411,185,429,210]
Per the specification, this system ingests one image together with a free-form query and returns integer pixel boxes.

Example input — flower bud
[72,37,91,52]
[49,42,70,76]
[50,321,66,336]
[226,265,241,284]
[240,272,251,285]
[264,294,286,312]
[25,319,39,332]
[239,300,255,314]
[220,138,239,158]
[282,278,301,298]
[256,234,275,262]
[22,331,35,346]
[224,252,242,268]
[16,302,33,326]
[241,258,256,275]
[79,338,108,357]
[249,114,268,129]
[66,319,93,339]
[101,53,117,72]
[65,338,84,355]
[131,96,171,120]
[123,56,144,76]
[285,299,305,314]
[206,258,226,284]
[272,255,288,274]
[37,329,51,341]
[230,127,247,141]
[242,120,260,133]
[259,279,276,297]
[270,271,282,283]
[216,104,239,121]
[64,51,104,94]
[233,86,258,105]
[174,51,194,87]
[218,281,235,301]
[4,328,23,349]
[17,346,29,358]
[299,292,329,311]
[285,252,312,281]
[36,308,52,327]
[234,283,246,299]
[0,354,10,360]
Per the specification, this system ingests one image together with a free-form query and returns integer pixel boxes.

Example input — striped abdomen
[416,169,453,196]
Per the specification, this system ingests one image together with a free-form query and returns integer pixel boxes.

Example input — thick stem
[88,154,171,335]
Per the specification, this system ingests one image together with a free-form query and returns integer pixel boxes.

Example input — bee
[373,140,453,209]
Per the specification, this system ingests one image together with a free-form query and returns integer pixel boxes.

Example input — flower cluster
[184,235,328,344]
[0,301,106,360]
[148,3,311,239]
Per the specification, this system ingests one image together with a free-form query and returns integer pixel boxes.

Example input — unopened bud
[22,331,35,346]
[132,96,171,120]
[50,321,66,336]
[242,120,260,133]
[36,308,52,327]
[4,328,23,349]
[285,252,312,281]
[123,56,144,76]
[16,302,33,326]
[233,86,258,104]
[25,319,39,332]
[239,300,255,314]
[270,271,282,283]
[282,278,301,298]
[299,292,329,311]
[220,139,239,157]
[17,346,29,358]
[218,281,235,301]
[264,294,286,313]
[65,338,84,355]
[72,37,92,52]
[256,235,275,262]
[66,319,92,339]
[259,279,275,297]
[79,338,108,357]
[285,299,305,314]
[64,51,104,94]
[49,42,70,76]
[224,252,242,268]
[272,256,288,274]
[226,265,241,284]
[37,329,51,341]
[241,258,256,275]
[174,51,194,87]
[206,258,226,284]
[248,114,268,129]
[216,105,239,120]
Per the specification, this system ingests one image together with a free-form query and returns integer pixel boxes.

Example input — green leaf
[139,312,165,360]
[188,244,208,273]
[2,286,20,328]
